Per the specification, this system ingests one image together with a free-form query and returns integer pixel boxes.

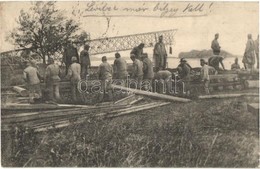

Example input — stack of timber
[1,92,172,132]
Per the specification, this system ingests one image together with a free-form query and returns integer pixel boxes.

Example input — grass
[1,95,258,167]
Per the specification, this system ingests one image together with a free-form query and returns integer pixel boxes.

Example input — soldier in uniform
[45,58,61,103]
[130,43,144,60]
[113,52,128,79]
[66,56,81,103]
[80,44,91,80]
[23,60,42,103]
[153,35,167,70]
[130,54,143,89]
[98,56,113,102]
[211,33,221,55]
[63,42,79,74]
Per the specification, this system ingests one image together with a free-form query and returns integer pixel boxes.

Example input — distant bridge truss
[0,29,177,65]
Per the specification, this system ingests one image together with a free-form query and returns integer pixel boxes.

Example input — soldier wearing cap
[113,52,128,79]
[23,60,42,103]
[45,58,61,102]
[130,54,144,89]
[97,56,113,102]
[177,58,191,95]
[141,53,154,80]
[211,33,221,55]
[154,35,167,70]
[66,56,81,103]
[80,44,91,79]
[130,43,145,60]
[200,59,217,94]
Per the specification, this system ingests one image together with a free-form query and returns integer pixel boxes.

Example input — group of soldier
[23,33,259,103]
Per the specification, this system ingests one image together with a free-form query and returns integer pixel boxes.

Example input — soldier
[45,58,61,103]
[66,56,81,103]
[113,52,128,79]
[153,35,167,70]
[80,44,91,80]
[63,42,79,74]
[97,56,113,102]
[177,58,191,95]
[154,70,172,94]
[254,35,259,69]
[130,54,143,89]
[208,56,225,72]
[130,43,144,60]
[141,53,154,80]
[23,60,42,103]
[211,33,221,55]
[242,34,256,70]
[200,59,217,95]
[231,58,241,70]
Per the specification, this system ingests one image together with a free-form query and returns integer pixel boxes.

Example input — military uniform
[80,49,91,79]
[132,59,143,89]
[143,57,154,80]
[67,62,81,103]
[154,70,172,94]
[98,62,113,102]
[153,42,167,70]
[24,65,42,103]
[113,57,128,79]
[45,63,61,101]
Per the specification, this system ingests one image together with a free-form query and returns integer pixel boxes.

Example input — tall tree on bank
[8,2,80,64]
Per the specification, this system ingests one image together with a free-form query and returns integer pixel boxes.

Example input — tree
[8,2,80,64]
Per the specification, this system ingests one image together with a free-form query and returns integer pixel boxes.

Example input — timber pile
[1,93,170,132]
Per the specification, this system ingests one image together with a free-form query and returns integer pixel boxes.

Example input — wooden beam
[129,96,144,105]
[114,94,136,105]
[244,80,259,89]
[247,103,259,114]
[111,84,191,102]
[198,93,259,99]
[209,74,238,80]
[2,104,130,124]
[107,102,170,118]
[12,86,29,97]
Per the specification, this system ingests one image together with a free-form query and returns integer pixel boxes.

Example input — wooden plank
[209,74,238,80]
[198,93,259,99]
[244,80,259,89]
[247,103,259,114]
[1,103,100,111]
[111,84,191,102]
[2,104,130,124]
[107,102,170,118]
[129,96,144,105]
[114,94,136,105]
[12,86,29,97]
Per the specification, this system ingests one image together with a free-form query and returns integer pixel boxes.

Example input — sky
[0,1,259,58]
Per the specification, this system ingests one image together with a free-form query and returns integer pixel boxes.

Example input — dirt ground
[1,93,259,167]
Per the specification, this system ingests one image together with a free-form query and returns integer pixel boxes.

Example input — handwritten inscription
[81,2,214,18]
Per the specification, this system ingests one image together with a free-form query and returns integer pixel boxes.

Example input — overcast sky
[0,1,259,57]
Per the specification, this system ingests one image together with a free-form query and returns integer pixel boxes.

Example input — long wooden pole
[198,93,259,99]
[111,84,191,102]
[2,104,130,123]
